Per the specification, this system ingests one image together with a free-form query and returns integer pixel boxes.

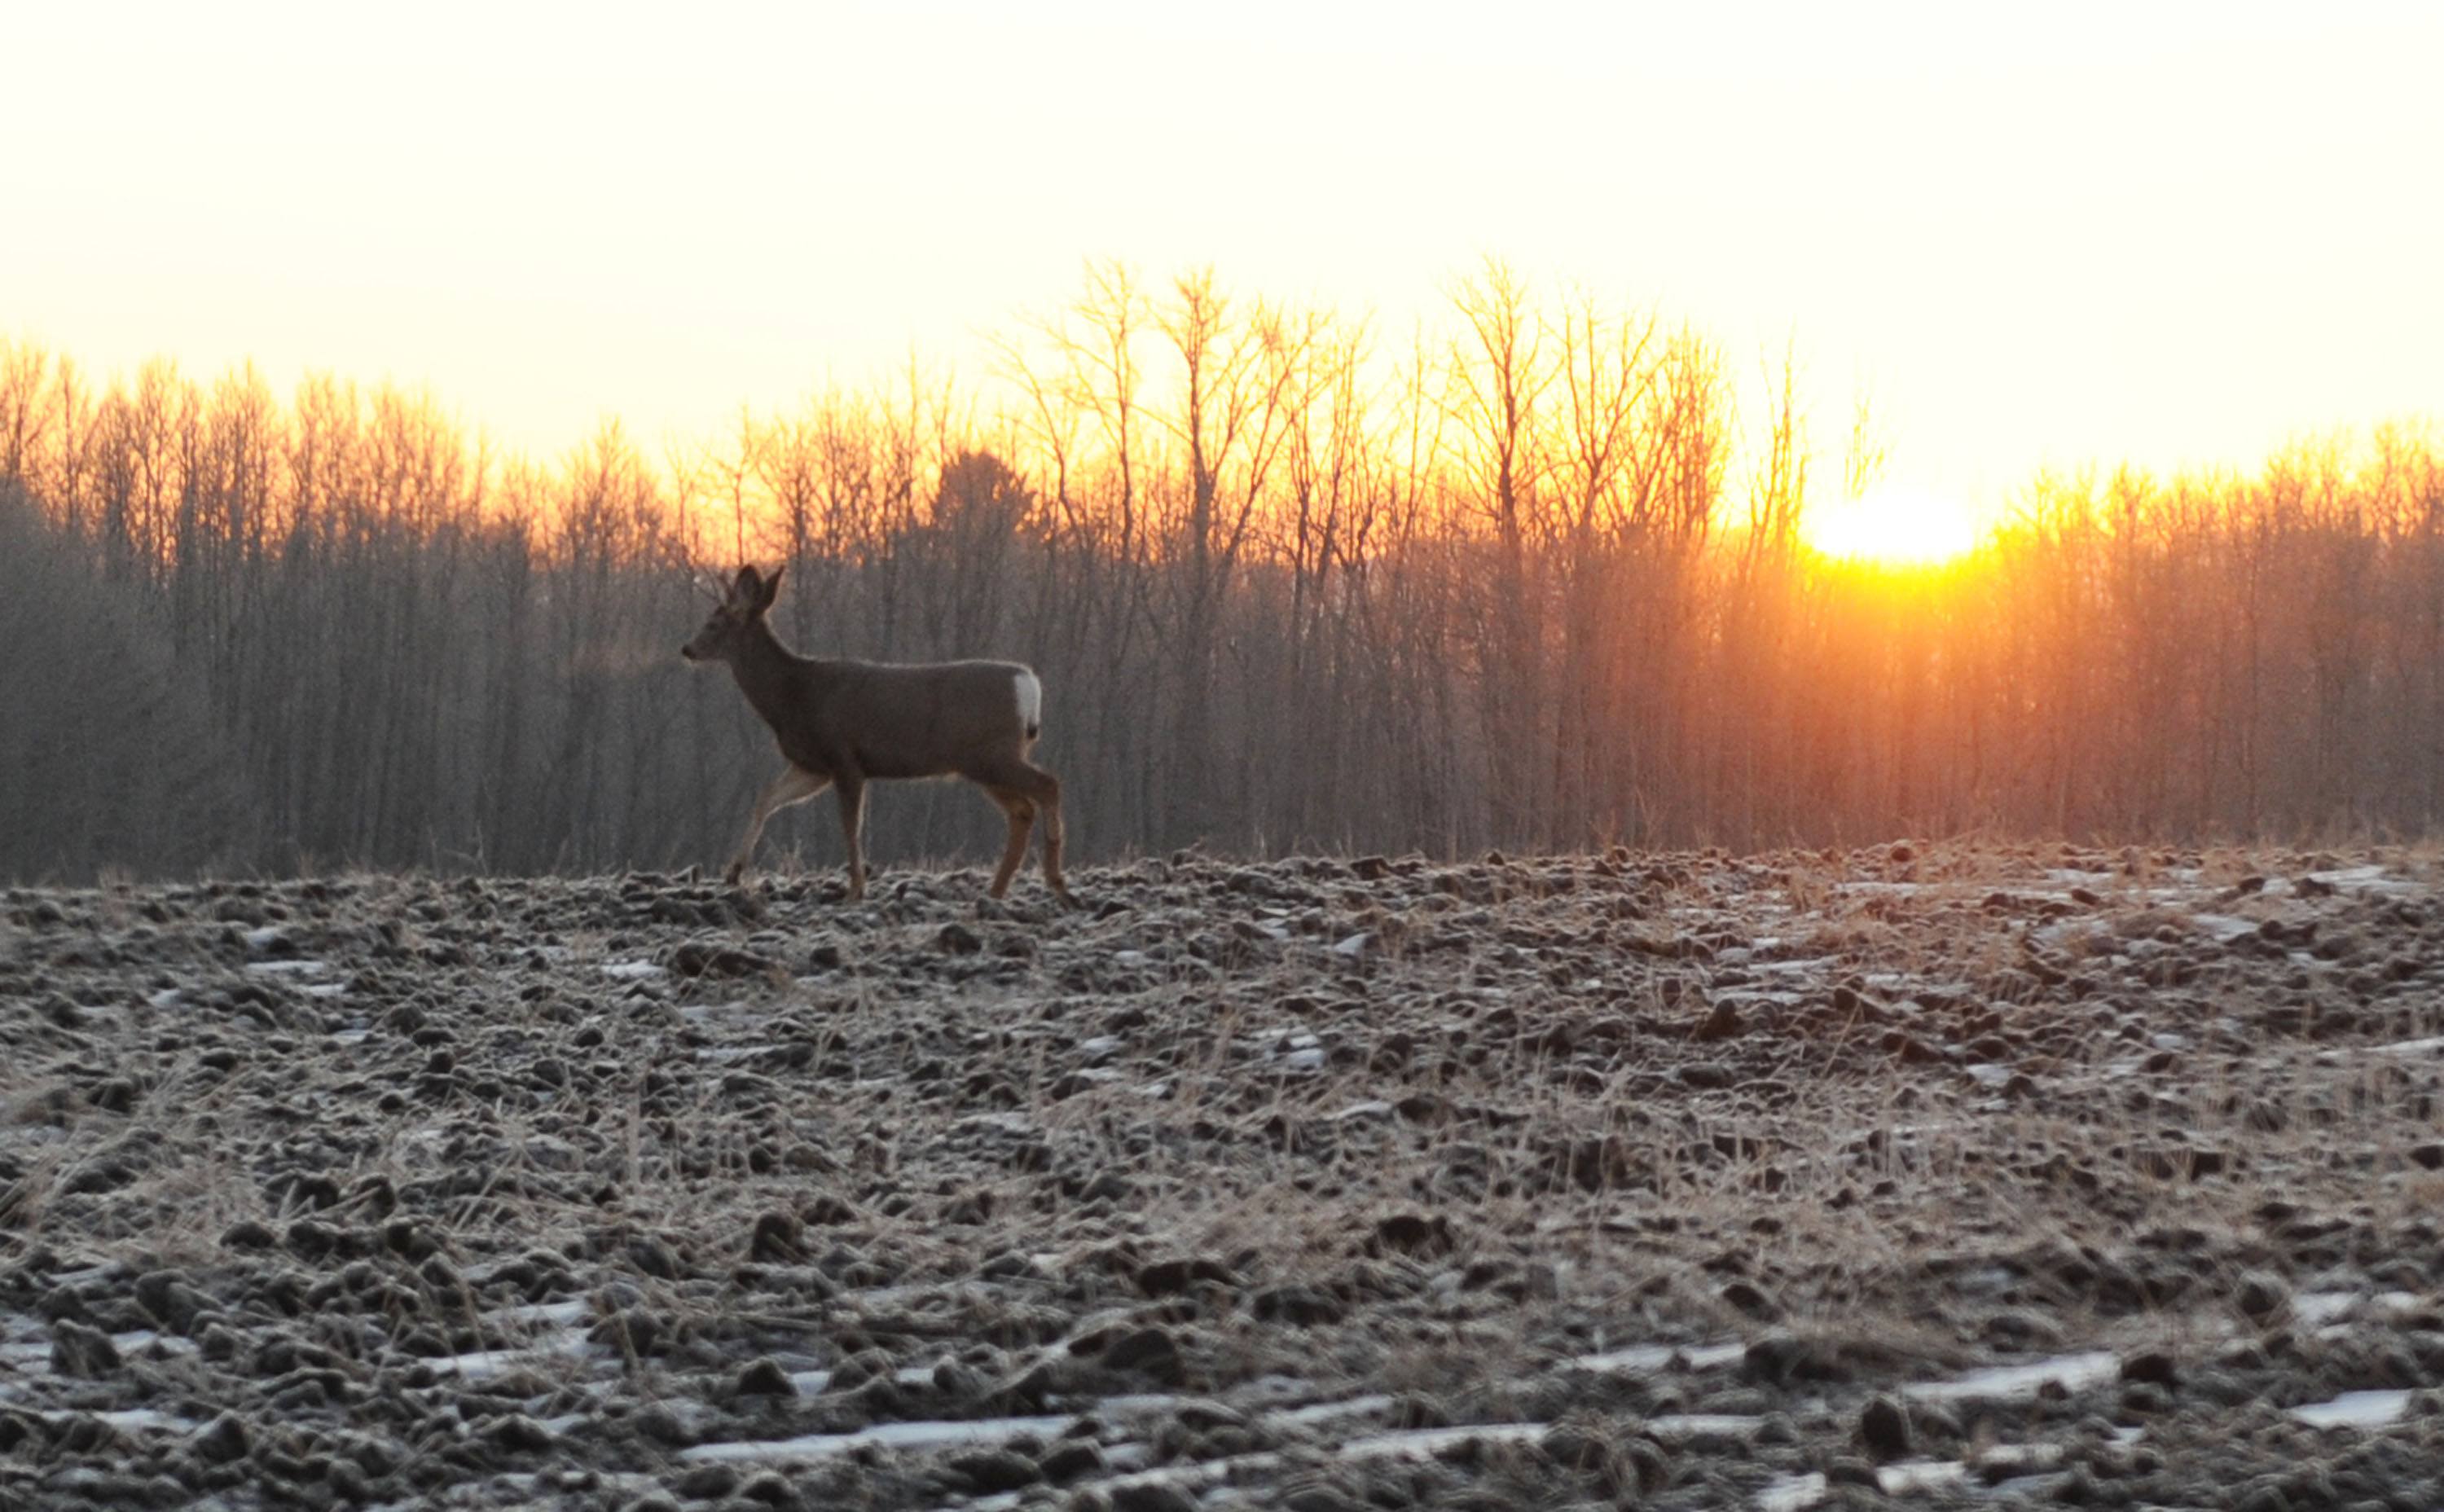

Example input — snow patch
[2292,1389,2412,1430]
[1901,1351,2118,1403]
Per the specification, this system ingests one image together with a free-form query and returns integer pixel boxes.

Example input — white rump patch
[1013,670,1043,732]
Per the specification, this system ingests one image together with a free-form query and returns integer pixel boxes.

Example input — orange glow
[7,7,2440,498]
[1800,481,1984,567]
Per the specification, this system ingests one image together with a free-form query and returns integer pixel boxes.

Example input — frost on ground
[4,842,2444,1510]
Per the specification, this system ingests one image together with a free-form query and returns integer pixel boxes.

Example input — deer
[680,564,1073,905]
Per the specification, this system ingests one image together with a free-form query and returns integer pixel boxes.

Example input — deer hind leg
[1031,767,1072,906]
[973,762,1070,903]
[728,766,828,885]
[982,786,1036,899]
[834,775,868,901]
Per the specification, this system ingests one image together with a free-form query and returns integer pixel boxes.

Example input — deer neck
[729,619,815,732]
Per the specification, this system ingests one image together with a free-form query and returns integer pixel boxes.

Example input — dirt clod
[1858,1395,1910,1460]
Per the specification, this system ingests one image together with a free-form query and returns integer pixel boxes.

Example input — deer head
[681,564,783,664]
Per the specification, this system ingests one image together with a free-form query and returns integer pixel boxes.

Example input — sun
[1799,481,1985,567]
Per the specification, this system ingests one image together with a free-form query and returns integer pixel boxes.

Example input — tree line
[3,266,2440,883]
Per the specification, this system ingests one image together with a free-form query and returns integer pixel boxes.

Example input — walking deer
[681,564,1073,904]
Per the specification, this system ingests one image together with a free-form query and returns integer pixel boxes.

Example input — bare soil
[6,842,2444,1511]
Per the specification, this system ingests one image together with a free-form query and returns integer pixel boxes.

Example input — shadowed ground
[4,842,2444,1510]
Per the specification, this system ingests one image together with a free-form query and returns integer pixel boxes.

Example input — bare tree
[11,275,2444,882]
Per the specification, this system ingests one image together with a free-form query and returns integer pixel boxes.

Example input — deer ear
[758,562,784,608]
[731,565,761,604]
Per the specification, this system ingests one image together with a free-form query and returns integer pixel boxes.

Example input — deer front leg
[727,766,827,885]
[834,775,868,901]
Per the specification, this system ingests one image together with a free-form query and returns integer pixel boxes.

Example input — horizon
[11,2,2443,528]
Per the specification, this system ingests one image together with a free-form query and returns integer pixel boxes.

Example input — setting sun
[1800,481,1985,566]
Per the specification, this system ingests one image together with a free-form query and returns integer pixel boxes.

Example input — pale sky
[9,1,2441,514]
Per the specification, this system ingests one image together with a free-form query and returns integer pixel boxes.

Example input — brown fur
[682,565,1071,903]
